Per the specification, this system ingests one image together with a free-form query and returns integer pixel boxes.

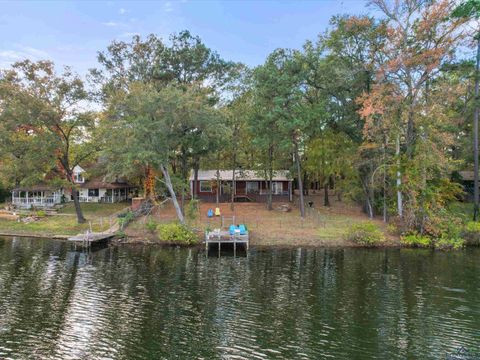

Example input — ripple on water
[0,240,480,359]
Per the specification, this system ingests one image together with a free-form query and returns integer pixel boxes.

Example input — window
[246,181,259,194]
[73,173,84,183]
[199,181,212,192]
[88,189,99,197]
[272,182,283,195]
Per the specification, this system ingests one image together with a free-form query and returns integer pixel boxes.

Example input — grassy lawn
[126,198,395,247]
[0,202,128,237]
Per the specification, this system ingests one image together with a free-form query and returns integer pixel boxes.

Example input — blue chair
[229,225,236,235]
[239,224,247,235]
[207,209,214,218]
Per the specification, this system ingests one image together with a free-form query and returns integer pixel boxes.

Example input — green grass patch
[157,223,199,245]
[345,222,385,247]
[57,202,127,216]
[0,203,127,236]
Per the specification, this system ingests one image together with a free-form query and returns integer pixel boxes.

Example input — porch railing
[12,197,59,207]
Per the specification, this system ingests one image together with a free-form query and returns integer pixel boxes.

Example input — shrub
[158,223,198,245]
[186,199,200,221]
[463,221,480,246]
[345,222,385,247]
[118,211,135,229]
[401,234,432,248]
[435,219,464,250]
[145,218,158,233]
[436,235,465,250]
[36,210,47,218]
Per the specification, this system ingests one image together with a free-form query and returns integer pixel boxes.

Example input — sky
[0,0,373,76]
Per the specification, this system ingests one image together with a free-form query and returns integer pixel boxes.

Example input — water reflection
[0,237,479,359]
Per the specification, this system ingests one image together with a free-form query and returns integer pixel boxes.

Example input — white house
[11,166,137,209]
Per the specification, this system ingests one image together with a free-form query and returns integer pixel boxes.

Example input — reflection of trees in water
[0,240,479,359]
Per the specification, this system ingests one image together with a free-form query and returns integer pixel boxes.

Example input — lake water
[0,237,479,359]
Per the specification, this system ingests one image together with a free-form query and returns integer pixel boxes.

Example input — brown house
[190,170,292,202]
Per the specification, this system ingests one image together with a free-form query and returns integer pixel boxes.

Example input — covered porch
[11,187,63,209]
[79,179,137,203]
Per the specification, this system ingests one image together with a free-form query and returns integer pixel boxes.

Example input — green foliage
[157,223,198,245]
[345,222,385,247]
[118,211,135,228]
[145,218,158,233]
[436,235,465,250]
[401,234,432,248]
[463,221,480,246]
[186,199,200,221]
[36,210,47,218]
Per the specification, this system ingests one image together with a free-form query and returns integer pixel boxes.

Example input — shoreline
[0,231,407,250]
[1,231,477,251]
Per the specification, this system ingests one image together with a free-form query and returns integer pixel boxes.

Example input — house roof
[12,184,57,192]
[80,177,136,190]
[190,170,291,182]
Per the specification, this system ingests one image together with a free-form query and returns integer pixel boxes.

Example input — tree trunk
[144,165,155,201]
[362,179,374,219]
[216,169,220,205]
[303,172,309,196]
[71,186,86,224]
[267,168,273,211]
[231,122,239,212]
[266,146,273,211]
[193,163,199,199]
[396,134,403,218]
[474,37,480,221]
[323,182,330,207]
[293,139,305,218]
[231,168,235,211]
[160,164,185,224]
[382,136,387,223]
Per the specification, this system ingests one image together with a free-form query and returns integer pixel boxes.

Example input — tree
[0,60,96,223]
[93,32,236,212]
[304,130,355,207]
[359,0,465,227]
[452,0,480,220]
[252,49,309,217]
[102,83,220,224]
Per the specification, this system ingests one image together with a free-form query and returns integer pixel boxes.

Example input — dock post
[234,240,236,258]
[218,241,221,257]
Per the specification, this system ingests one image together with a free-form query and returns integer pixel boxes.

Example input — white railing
[12,197,59,207]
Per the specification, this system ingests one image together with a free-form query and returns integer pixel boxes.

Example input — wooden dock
[67,231,116,247]
[205,229,249,256]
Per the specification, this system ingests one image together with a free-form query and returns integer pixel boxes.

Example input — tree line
[0,0,478,239]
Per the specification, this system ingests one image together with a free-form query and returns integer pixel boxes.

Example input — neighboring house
[190,170,293,202]
[11,166,137,208]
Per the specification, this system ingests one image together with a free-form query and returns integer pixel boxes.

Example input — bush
[186,199,200,221]
[436,235,465,250]
[36,210,47,218]
[435,219,464,250]
[145,218,158,233]
[158,223,198,245]
[118,211,135,228]
[401,234,431,248]
[463,221,480,246]
[345,222,385,247]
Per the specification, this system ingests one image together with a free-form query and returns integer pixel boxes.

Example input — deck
[205,229,249,255]
[68,232,116,247]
